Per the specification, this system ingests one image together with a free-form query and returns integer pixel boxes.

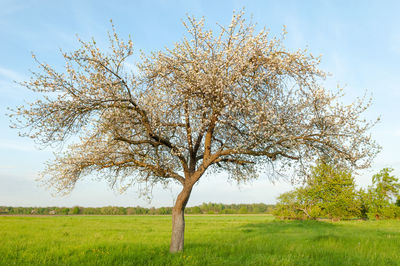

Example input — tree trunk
[170,207,185,252]
[169,185,192,253]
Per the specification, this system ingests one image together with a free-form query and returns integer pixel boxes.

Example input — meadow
[1,215,399,265]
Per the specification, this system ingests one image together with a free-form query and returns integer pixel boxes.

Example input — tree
[363,168,400,219]
[307,162,361,219]
[10,11,379,252]
[274,189,318,220]
[274,162,361,220]
[239,206,248,214]
[70,206,81,215]
[372,168,400,203]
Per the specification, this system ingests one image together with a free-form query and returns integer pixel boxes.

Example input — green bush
[70,206,80,215]
[239,207,248,214]
[274,162,360,220]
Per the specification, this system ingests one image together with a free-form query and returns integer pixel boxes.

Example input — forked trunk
[169,185,192,253]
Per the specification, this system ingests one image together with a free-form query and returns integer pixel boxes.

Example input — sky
[1,0,400,208]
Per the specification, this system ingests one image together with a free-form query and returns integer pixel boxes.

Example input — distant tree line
[274,162,400,220]
[0,203,274,216]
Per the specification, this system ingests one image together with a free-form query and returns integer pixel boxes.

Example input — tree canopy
[274,162,361,220]
[10,11,380,252]
[275,165,400,220]
[361,168,400,219]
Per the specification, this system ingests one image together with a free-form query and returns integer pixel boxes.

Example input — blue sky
[1,0,400,207]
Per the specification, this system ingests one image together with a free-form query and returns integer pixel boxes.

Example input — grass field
[1,215,399,265]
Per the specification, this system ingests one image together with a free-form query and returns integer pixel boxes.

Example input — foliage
[276,166,400,220]
[71,206,81,215]
[273,189,318,220]
[361,168,400,219]
[0,203,273,216]
[372,168,400,202]
[274,162,361,220]
[308,163,361,219]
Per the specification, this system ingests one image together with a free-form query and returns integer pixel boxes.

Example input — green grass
[1,215,399,265]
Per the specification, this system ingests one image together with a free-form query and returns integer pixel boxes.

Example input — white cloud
[0,66,34,101]
[0,139,37,152]
[394,129,400,137]
[0,67,24,81]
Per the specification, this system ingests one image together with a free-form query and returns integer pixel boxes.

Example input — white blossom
[10,11,379,196]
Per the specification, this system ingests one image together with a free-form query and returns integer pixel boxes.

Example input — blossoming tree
[11,12,379,252]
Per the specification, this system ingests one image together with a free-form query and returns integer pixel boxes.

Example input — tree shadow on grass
[240,219,337,234]
[241,219,400,238]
